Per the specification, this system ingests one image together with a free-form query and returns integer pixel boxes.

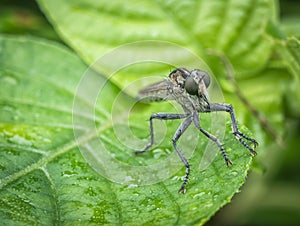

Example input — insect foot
[233,131,258,156]
[178,163,190,194]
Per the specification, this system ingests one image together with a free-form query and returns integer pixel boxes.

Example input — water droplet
[128,184,138,189]
[0,71,19,86]
[153,148,163,159]
[165,148,171,154]
[230,170,238,177]
[171,175,181,181]
[193,191,206,199]
[133,192,139,197]
[8,134,32,146]
[205,203,213,208]
[124,175,134,183]
[213,194,219,200]
[61,170,77,177]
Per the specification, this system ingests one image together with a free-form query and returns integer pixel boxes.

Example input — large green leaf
[37,0,276,91]
[280,37,300,118]
[0,36,256,225]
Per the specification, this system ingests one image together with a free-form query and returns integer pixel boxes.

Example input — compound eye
[203,72,211,88]
[184,76,198,95]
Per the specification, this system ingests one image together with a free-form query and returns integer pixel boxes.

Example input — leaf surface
[37,0,276,91]
[0,36,255,225]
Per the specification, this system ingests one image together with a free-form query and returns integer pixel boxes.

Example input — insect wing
[137,79,174,102]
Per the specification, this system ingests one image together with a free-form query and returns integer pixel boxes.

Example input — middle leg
[192,111,232,166]
[172,115,193,193]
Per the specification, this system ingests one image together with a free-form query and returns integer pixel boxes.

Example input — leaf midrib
[0,118,112,190]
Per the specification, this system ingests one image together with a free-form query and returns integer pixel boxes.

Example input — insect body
[135,68,258,193]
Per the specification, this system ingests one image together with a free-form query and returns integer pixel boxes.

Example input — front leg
[209,103,258,156]
[134,113,188,155]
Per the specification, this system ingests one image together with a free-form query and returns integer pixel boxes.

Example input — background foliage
[0,0,299,225]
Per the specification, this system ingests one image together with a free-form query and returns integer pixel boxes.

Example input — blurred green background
[208,1,300,225]
[0,0,299,225]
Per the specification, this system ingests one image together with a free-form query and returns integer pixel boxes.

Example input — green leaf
[284,37,300,76]
[37,0,276,92]
[280,37,300,118]
[0,36,255,225]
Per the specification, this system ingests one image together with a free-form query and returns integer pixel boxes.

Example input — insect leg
[172,115,193,194]
[192,112,232,166]
[209,103,258,156]
[134,113,188,155]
